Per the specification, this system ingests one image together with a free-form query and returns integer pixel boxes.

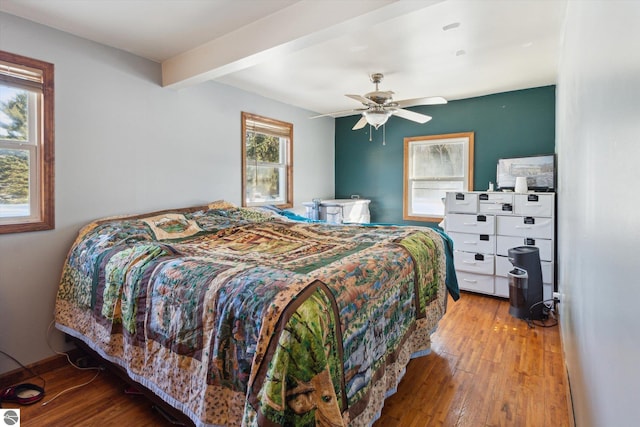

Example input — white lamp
[515,177,529,193]
[363,109,391,129]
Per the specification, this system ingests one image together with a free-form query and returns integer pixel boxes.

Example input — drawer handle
[463,241,477,245]
[463,278,478,283]
[515,225,532,229]
[463,260,477,265]
[463,222,477,226]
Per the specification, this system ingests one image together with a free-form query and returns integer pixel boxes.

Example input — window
[403,132,474,222]
[241,112,292,208]
[0,51,54,234]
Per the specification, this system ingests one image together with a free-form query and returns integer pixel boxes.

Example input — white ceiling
[0,0,567,116]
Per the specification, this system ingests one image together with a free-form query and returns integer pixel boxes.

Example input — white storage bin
[514,194,554,216]
[448,231,495,254]
[479,192,514,204]
[454,251,495,275]
[323,199,371,224]
[457,271,494,294]
[479,203,514,214]
[303,199,371,224]
[445,192,478,214]
[478,192,514,214]
[446,213,495,235]
[496,216,554,239]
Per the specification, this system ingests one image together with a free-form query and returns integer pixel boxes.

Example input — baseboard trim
[0,348,84,389]
[557,316,577,427]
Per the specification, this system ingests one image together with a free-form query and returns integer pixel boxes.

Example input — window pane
[0,84,29,142]
[410,180,464,217]
[0,148,30,218]
[246,165,285,204]
[410,141,465,178]
[246,132,283,163]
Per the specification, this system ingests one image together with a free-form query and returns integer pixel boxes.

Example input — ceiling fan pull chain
[369,124,373,142]
[382,124,386,145]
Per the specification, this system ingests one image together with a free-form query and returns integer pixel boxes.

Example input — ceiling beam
[161,0,441,89]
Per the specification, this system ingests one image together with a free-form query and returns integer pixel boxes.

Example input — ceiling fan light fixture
[363,109,391,129]
[312,73,445,137]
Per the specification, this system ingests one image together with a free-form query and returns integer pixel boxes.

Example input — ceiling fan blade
[352,116,368,130]
[393,108,432,124]
[395,96,448,108]
[309,108,361,119]
[346,94,373,105]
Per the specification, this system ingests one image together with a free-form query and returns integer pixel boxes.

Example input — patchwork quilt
[55,202,454,426]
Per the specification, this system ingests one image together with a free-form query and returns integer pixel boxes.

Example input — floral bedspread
[55,202,452,426]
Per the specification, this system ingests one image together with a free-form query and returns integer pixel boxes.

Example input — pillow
[141,213,204,240]
[208,200,237,210]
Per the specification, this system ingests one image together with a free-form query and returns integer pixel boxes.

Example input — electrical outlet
[553,291,561,302]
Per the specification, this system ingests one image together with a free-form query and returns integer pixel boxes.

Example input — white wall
[557,1,640,425]
[0,12,335,374]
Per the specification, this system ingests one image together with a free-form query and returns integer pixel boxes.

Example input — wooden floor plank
[4,292,572,426]
[455,359,501,427]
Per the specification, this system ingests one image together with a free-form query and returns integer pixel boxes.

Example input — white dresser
[444,191,555,300]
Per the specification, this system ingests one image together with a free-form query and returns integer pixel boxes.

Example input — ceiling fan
[311,72,447,131]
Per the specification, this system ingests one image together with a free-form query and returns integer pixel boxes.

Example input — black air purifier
[507,246,544,320]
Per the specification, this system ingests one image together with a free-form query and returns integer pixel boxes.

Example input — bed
[54,201,459,426]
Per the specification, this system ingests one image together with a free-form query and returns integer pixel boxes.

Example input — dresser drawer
[448,231,495,254]
[496,215,553,239]
[478,192,514,214]
[478,192,514,204]
[496,235,553,261]
[494,276,510,298]
[479,202,515,215]
[446,213,495,235]
[541,262,554,284]
[445,192,478,214]
[457,271,494,294]
[454,251,495,275]
[514,194,554,216]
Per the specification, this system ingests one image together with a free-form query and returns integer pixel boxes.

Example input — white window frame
[241,112,293,208]
[403,132,474,222]
[0,51,54,234]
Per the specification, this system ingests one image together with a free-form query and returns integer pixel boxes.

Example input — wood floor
[373,292,572,427]
[2,292,572,426]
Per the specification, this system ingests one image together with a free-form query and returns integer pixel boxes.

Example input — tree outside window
[1,91,29,207]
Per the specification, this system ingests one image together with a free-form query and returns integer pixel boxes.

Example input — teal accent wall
[335,85,556,225]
